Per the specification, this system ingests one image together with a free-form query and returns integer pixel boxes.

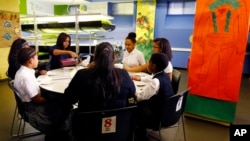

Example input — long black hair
[90,42,122,106]
[56,32,71,50]
[17,47,37,65]
[153,38,173,61]
[8,38,27,64]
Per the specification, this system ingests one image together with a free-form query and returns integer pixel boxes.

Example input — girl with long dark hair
[64,42,136,111]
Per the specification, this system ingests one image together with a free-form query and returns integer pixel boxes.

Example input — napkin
[114,63,123,69]
[134,81,146,87]
[46,71,56,76]
[39,76,52,85]
[81,55,91,67]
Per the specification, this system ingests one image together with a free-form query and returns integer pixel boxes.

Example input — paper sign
[102,116,116,134]
[176,96,183,112]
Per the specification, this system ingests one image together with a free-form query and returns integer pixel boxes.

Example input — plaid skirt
[23,101,67,134]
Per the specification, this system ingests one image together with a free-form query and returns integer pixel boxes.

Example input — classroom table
[37,66,150,94]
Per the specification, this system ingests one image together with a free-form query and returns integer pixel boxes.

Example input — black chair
[147,88,190,141]
[69,105,137,141]
[171,69,182,94]
[8,80,42,140]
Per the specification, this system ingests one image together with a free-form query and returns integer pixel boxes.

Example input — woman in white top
[122,32,145,67]
[125,38,173,80]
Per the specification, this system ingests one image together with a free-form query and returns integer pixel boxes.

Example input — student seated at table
[13,47,70,141]
[122,32,146,68]
[7,38,47,79]
[133,53,174,140]
[124,38,173,80]
[46,32,77,70]
[64,42,136,111]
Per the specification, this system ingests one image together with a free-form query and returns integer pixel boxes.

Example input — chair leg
[150,118,184,141]
[10,111,42,140]
[19,120,42,139]
[10,105,24,137]
[182,115,186,141]
[132,128,135,141]
[158,129,162,141]
[10,105,18,137]
[147,130,161,141]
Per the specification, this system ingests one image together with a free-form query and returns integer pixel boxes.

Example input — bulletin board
[0,10,20,48]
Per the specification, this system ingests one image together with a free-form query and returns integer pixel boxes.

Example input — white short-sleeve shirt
[164,61,173,73]
[122,49,145,67]
[136,71,163,101]
[14,66,40,102]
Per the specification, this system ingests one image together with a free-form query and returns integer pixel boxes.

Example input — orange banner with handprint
[188,0,250,102]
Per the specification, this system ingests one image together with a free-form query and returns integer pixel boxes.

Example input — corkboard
[0,10,21,48]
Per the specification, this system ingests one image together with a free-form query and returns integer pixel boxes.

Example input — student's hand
[31,93,47,104]
[68,51,77,58]
[129,65,137,68]
[131,75,141,81]
[39,70,47,75]
[87,61,95,68]
[123,65,131,71]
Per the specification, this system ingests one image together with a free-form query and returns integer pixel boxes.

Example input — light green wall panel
[54,5,69,15]
[19,0,27,14]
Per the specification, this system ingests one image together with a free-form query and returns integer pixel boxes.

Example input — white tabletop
[37,66,86,93]
[37,66,150,94]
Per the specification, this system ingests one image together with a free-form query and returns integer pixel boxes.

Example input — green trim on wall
[19,0,27,14]
[54,5,69,15]
[185,94,237,123]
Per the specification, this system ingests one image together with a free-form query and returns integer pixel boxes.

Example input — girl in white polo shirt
[122,32,146,67]
[14,47,70,141]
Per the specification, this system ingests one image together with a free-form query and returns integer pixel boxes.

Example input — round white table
[37,66,150,94]
[37,66,86,94]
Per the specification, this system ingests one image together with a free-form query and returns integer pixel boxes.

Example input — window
[167,1,196,15]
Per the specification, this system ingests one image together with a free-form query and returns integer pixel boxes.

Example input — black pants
[135,101,156,141]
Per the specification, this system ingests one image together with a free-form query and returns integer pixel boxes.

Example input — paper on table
[81,55,90,67]
[39,76,52,85]
[114,63,123,69]
[46,71,57,76]
[134,81,146,87]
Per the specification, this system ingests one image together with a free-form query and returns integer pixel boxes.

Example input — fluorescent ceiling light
[21,14,113,24]
[39,0,90,5]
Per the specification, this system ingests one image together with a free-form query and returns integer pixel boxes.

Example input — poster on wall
[0,10,20,48]
[188,0,250,102]
[136,0,156,61]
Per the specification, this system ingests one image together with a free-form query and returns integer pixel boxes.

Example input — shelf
[21,14,115,55]
[23,36,107,41]
[22,21,115,34]
[20,14,114,23]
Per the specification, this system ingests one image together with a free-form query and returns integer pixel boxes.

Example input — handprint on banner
[188,0,249,102]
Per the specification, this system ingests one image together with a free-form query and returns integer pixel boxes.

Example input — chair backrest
[171,69,182,94]
[8,79,14,90]
[70,105,137,141]
[45,55,52,70]
[160,88,190,128]
[8,80,27,121]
